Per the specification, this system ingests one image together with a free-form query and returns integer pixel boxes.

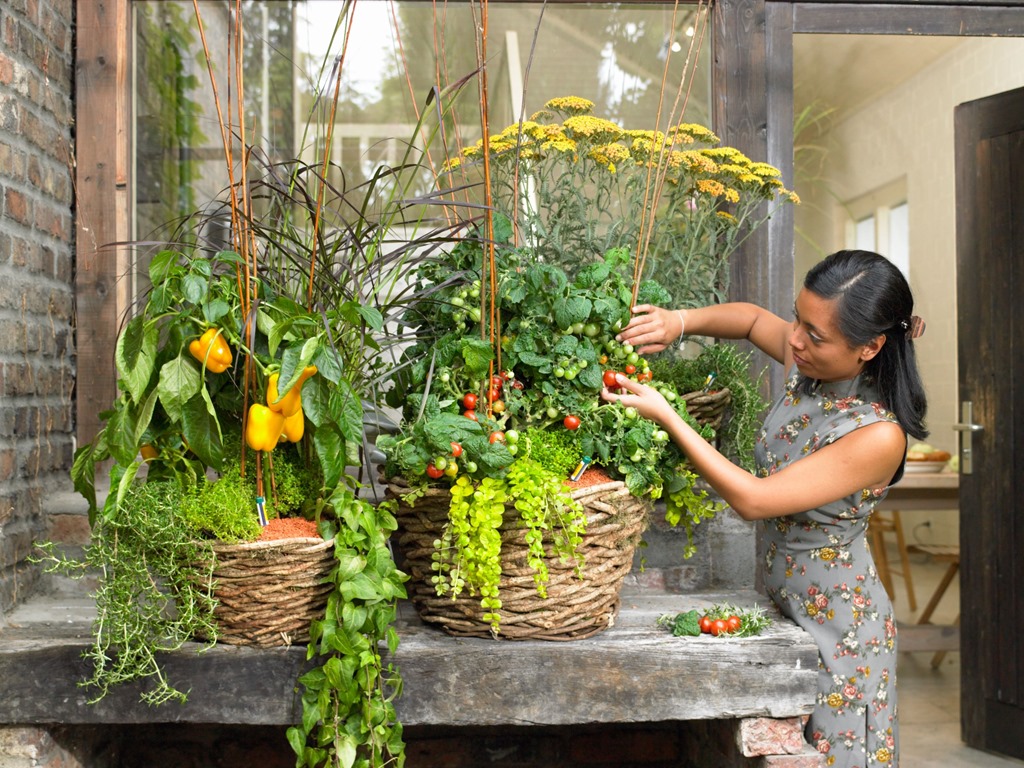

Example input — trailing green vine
[507,458,586,597]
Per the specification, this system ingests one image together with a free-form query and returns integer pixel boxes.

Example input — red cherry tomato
[464,410,478,421]
[563,414,581,431]
[492,375,505,389]
[426,462,444,479]
[624,364,637,375]
[512,380,524,390]
[488,386,501,401]
[463,393,478,409]
[699,615,713,634]
[710,619,728,637]
[451,442,463,457]
[489,431,506,443]
[603,370,620,387]
[726,615,742,633]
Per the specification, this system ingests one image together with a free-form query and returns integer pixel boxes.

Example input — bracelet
[677,310,686,349]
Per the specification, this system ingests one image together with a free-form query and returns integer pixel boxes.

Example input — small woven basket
[205,536,335,647]
[388,477,649,641]
[682,386,731,431]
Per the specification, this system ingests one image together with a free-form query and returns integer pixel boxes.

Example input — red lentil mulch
[565,466,615,489]
[258,516,321,541]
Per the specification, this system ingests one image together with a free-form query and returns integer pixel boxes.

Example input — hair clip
[907,316,926,340]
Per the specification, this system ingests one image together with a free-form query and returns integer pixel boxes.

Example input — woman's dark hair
[803,249,929,440]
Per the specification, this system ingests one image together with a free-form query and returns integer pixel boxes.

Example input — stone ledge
[0,589,818,728]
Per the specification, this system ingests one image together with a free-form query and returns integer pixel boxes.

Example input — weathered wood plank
[792,2,1024,35]
[0,592,818,727]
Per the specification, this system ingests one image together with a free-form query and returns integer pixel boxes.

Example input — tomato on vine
[603,370,620,387]
[624,364,637,375]
[464,410,478,421]
[492,399,506,414]
[426,463,444,479]
[451,442,463,457]
[564,414,581,430]
[463,393,478,409]
[489,431,506,443]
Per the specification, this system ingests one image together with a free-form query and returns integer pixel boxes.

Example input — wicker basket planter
[682,386,731,432]
[388,477,649,641]
[204,536,335,647]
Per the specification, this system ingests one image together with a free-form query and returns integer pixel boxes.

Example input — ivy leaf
[157,353,201,423]
[115,316,158,404]
[181,388,223,470]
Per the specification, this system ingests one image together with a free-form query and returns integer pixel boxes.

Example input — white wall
[795,37,1024,547]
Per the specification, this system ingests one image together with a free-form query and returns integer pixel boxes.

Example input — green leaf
[459,337,494,375]
[313,425,345,488]
[182,273,208,305]
[105,399,138,466]
[576,363,603,391]
[115,316,158,404]
[157,354,201,424]
[202,298,231,324]
[148,250,179,287]
[131,388,159,447]
[355,303,384,331]
[181,388,223,470]
[280,338,320,393]
[335,735,358,768]
[554,296,591,330]
[311,344,343,384]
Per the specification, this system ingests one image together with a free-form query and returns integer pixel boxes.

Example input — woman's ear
[859,334,886,362]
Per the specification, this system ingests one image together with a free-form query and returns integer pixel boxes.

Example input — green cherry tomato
[507,444,519,456]
[622,343,634,354]
[631,450,643,462]
[464,460,478,474]
[624,406,638,420]
[546,406,560,419]
[434,456,449,471]
[505,429,520,444]
[554,367,565,378]
[583,323,600,337]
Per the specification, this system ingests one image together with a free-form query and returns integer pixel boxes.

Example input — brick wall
[0,0,76,613]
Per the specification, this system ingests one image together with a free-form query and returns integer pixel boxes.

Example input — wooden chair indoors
[869,509,917,611]
[907,543,961,669]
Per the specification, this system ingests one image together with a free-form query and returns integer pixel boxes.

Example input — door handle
[953,401,984,474]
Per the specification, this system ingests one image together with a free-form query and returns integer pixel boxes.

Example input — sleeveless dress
[754,368,901,768]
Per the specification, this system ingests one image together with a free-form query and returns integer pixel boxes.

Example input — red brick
[759,747,826,767]
[4,187,30,226]
[738,717,806,757]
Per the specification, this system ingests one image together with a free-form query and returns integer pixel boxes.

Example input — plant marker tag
[569,456,592,482]
[702,372,718,392]
[256,496,268,527]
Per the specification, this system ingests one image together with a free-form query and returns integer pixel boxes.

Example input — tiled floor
[890,544,1024,767]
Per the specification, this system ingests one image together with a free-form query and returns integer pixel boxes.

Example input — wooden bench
[0,589,818,728]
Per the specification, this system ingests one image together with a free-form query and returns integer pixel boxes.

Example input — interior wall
[795,36,1024,547]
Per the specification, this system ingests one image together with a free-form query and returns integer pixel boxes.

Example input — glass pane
[132,0,712,248]
[888,201,909,279]
[854,215,875,251]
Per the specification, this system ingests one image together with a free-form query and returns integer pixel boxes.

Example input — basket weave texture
[206,536,334,647]
[388,477,649,641]
[682,386,731,431]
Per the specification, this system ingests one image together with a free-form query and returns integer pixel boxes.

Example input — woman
[605,250,927,768]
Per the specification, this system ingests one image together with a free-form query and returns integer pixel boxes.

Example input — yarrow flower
[544,95,594,115]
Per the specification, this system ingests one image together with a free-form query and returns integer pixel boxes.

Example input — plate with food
[904,443,952,473]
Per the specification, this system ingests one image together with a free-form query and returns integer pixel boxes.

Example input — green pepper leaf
[115,316,158,404]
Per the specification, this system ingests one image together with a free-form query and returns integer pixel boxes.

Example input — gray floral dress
[755,368,900,768]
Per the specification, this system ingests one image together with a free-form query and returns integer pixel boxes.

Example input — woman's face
[789,288,878,382]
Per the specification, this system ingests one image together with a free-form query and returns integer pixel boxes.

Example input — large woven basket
[205,536,335,647]
[388,477,649,641]
[682,386,731,431]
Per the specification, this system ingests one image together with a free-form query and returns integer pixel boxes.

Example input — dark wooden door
[955,84,1024,759]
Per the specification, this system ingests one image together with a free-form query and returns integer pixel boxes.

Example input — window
[844,178,909,279]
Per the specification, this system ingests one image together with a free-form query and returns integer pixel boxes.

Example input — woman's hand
[601,373,677,426]
[616,304,684,354]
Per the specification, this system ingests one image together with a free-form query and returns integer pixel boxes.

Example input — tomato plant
[563,414,581,431]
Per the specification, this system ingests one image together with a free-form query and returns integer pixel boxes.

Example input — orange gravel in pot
[258,516,321,541]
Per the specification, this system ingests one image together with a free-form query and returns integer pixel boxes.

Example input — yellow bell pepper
[266,365,318,417]
[281,408,305,443]
[245,404,285,452]
[189,328,233,373]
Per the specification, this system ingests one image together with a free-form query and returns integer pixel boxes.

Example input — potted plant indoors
[377,97,795,639]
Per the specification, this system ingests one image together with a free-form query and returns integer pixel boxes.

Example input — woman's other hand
[615,304,684,354]
[601,373,676,426]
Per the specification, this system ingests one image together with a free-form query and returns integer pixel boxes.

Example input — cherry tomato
[624,364,637,375]
[564,414,581,431]
[444,461,459,478]
[504,429,520,444]
[603,370,620,387]
[463,393,478,409]
[699,615,713,634]
[492,399,506,414]
[599,355,609,365]
[489,386,501,401]
[512,380,524,390]
[489,431,506,443]
[710,619,728,637]
[434,456,448,471]
[464,460,478,474]
[426,463,444,479]
[492,375,505,389]
[464,410,478,421]
[451,442,463,457]
[726,615,742,633]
